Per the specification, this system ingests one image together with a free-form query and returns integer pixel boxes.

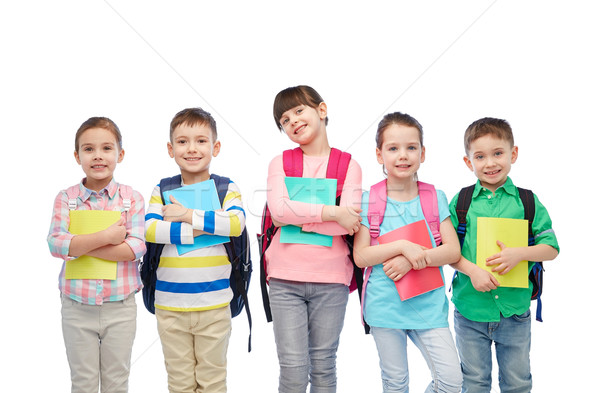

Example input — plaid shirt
[47,179,146,305]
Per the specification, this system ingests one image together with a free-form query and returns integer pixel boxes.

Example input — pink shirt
[265,153,362,285]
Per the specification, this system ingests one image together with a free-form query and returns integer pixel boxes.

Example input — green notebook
[280,177,337,247]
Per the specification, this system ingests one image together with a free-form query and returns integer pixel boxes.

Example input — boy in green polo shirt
[449,117,559,393]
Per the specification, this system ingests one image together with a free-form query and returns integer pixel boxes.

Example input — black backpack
[455,184,544,322]
[140,174,253,350]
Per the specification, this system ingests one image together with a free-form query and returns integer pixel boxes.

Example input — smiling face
[376,123,425,182]
[464,134,518,192]
[74,127,124,191]
[168,122,220,184]
[278,103,328,147]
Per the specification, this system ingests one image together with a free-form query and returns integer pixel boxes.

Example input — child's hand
[399,241,431,270]
[103,218,127,245]
[336,206,362,235]
[193,229,209,237]
[162,195,192,223]
[486,240,524,275]
[382,255,412,281]
[469,265,500,292]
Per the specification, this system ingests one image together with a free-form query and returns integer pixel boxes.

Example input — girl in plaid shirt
[47,117,146,393]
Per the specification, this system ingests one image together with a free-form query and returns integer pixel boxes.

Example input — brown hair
[75,117,122,151]
[375,112,424,149]
[273,85,328,131]
[464,117,513,155]
[170,107,217,141]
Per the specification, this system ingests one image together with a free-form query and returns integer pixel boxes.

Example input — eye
[475,154,484,160]
[177,139,186,145]
[84,147,93,152]
[103,146,113,151]
[494,151,503,157]
[388,146,397,152]
[281,118,289,125]
[296,108,303,115]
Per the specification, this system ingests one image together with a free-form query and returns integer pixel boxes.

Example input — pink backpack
[65,184,133,218]
[257,147,361,322]
[362,179,442,330]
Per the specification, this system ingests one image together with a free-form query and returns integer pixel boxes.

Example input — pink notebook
[378,219,444,300]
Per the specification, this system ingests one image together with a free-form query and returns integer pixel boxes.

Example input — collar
[78,178,119,202]
[473,176,518,197]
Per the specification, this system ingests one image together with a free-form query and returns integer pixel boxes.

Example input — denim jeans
[370,326,462,393]
[454,309,532,393]
[269,278,349,393]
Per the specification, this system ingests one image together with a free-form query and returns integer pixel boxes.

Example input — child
[449,117,559,392]
[145,108,246,393]
[47,117,146,393]
[266,85,363,392]
[353,112,463,393]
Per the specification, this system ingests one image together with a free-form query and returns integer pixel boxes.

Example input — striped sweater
[144,177,245,312]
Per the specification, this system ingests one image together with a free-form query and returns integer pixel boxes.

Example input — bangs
[272,85,324,130]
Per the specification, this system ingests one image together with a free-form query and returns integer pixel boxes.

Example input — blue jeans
[269,278,349,393]
[371,326,462,393]
[454,309,532,393]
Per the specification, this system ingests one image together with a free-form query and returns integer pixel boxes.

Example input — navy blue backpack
[140,174,252,350]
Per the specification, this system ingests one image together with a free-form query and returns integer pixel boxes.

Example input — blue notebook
[280,177,336,247]
[163,179,229,254]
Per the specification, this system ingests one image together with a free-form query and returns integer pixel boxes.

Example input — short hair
[75,117,122,151]
[273,85,328,132]
[375,112,424,149]
[464,117,514,155]
[170,107,217,141]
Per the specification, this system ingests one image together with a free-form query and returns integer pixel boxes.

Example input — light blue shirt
[360,188,451,329]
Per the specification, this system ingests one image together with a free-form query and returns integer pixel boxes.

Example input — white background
[1,1,597,391]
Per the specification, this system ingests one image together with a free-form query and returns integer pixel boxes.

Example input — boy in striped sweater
[145,108,246,393]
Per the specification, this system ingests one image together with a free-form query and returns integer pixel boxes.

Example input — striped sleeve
[145,184,194,245]
[191,180,246,237]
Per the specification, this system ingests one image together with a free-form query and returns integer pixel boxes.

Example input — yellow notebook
[476,217,529,288]
[65,210,121,280]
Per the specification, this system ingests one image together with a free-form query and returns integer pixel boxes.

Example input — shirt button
[495,295,499,299]
[488,195,492,199]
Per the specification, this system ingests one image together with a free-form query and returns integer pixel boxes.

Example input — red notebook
[378,219,444,301]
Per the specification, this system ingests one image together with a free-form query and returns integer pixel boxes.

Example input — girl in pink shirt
[266,85,362,392]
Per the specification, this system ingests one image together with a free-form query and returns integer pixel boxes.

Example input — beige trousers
[61,293,137,393]
[156,306,232,393]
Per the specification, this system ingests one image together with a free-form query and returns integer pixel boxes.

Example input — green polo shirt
[449,177,559,322]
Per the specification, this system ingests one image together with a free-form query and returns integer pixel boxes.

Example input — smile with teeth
[294,124,306,134]
[485,169,501,176]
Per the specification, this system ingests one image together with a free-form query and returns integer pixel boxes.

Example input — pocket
[511,309,531,323]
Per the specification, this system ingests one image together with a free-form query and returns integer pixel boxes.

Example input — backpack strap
[456,185,476,247]
[367,179,388,244]
[518,187,544,322]
[517,187,536,246]
[326,148,351,198]
[66,185,80,210]
[118,184,133,213]
[417,181,441,246]
[211,173,253,350]
[159,175,183,204]
[283,148,304,177]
